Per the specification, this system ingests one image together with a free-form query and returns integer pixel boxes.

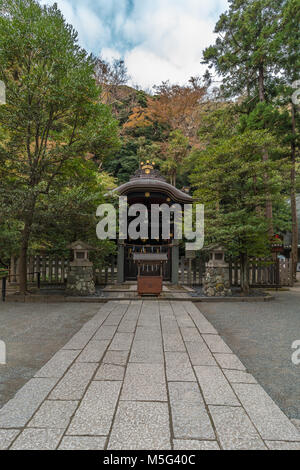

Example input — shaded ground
[196,289,300,420]
[0,303,100,408]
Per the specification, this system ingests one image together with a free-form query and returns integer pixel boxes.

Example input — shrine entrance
[124,244,171,281]
[112,161,193,285]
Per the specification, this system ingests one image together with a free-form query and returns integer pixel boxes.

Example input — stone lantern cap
[207,246,228,268]
[68,240,95,266]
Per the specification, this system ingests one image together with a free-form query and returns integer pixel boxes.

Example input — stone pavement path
[0,300,299,451]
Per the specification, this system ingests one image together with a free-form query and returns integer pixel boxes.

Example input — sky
[40,0,229,90]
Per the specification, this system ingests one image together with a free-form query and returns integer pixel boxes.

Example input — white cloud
[101,48,122,62]
[122,0,225,88]
[40,0,229,89]
[41,0,111,51]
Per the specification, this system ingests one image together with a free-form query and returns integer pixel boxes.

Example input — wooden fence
[7,254,293,288]
[179,258,293,287]
[9,255,70,284]
[94,256,117,286]
[179,257,206,286]
[8,254,118,287]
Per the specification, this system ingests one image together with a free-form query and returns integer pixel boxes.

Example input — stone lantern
[204,247,232,297]
[208,247,227,268]
[66,241,95,296]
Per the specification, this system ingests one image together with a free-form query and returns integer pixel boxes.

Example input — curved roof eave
[111,179,194,203]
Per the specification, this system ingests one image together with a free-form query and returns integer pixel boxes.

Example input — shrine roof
[112,161,193,204]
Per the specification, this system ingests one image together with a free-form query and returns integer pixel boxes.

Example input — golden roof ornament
[141,160,155,174]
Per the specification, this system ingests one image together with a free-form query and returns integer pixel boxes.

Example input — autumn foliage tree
[124,79,206,141]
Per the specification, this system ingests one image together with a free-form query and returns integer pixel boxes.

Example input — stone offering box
[133,253,168,296]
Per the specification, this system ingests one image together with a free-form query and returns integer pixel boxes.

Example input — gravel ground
[196,288,300,420]
[0,303,100,408]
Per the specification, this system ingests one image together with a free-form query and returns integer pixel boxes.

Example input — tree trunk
[240,252,249,295]
[259,64,273,237]
[291,104,298,281]
[262,148,274,237]
[258,64,265,102]
[18,220,31,294]
[19,198,36,294]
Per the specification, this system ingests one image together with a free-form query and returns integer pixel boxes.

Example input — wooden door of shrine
[124,245,171,281]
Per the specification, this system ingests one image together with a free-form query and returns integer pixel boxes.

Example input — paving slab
[202,335,232,354]
[102,312,127,327]
[117,321,137,333]
[102,350,129,366]
[180,327,202,342]
[134,326,162,341]
[194,366,240,406]
[62,333,94,350]
[61,303,115,350]
[209,405,266,450]
[165,352,195,382]
[265,441,300,450]
[0,378,57,428]
[28,400,78,429]
[173,440,220,450]
[121,363,167,401]
[58,436,106,450]
[130,339,164,364]
[109,333,134,351]
[49,363,98,400]
[138,316,161,329]
[0,430,20,450]
[171,302,194,328]
[232,383,300,441]
[183,303,218,334]
[34,350,79,378]
[214,353,246,371]
[108,401,171,450]
[162,333,186,352]
[95,364,125,381]
[103,301,129,326]
[160,320,179,333]
[169,382,215,440]
[76,340,109,363]
[10,428,64,450]
[67,381,122,436]
[185,340,217,366]
[223,370,257,384]
[77,318,107,336]
[93,326,117,341]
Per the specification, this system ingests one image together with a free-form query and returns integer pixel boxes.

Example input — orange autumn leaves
[124,80,206,142]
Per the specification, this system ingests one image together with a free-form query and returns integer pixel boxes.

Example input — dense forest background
[0,0,299,293]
